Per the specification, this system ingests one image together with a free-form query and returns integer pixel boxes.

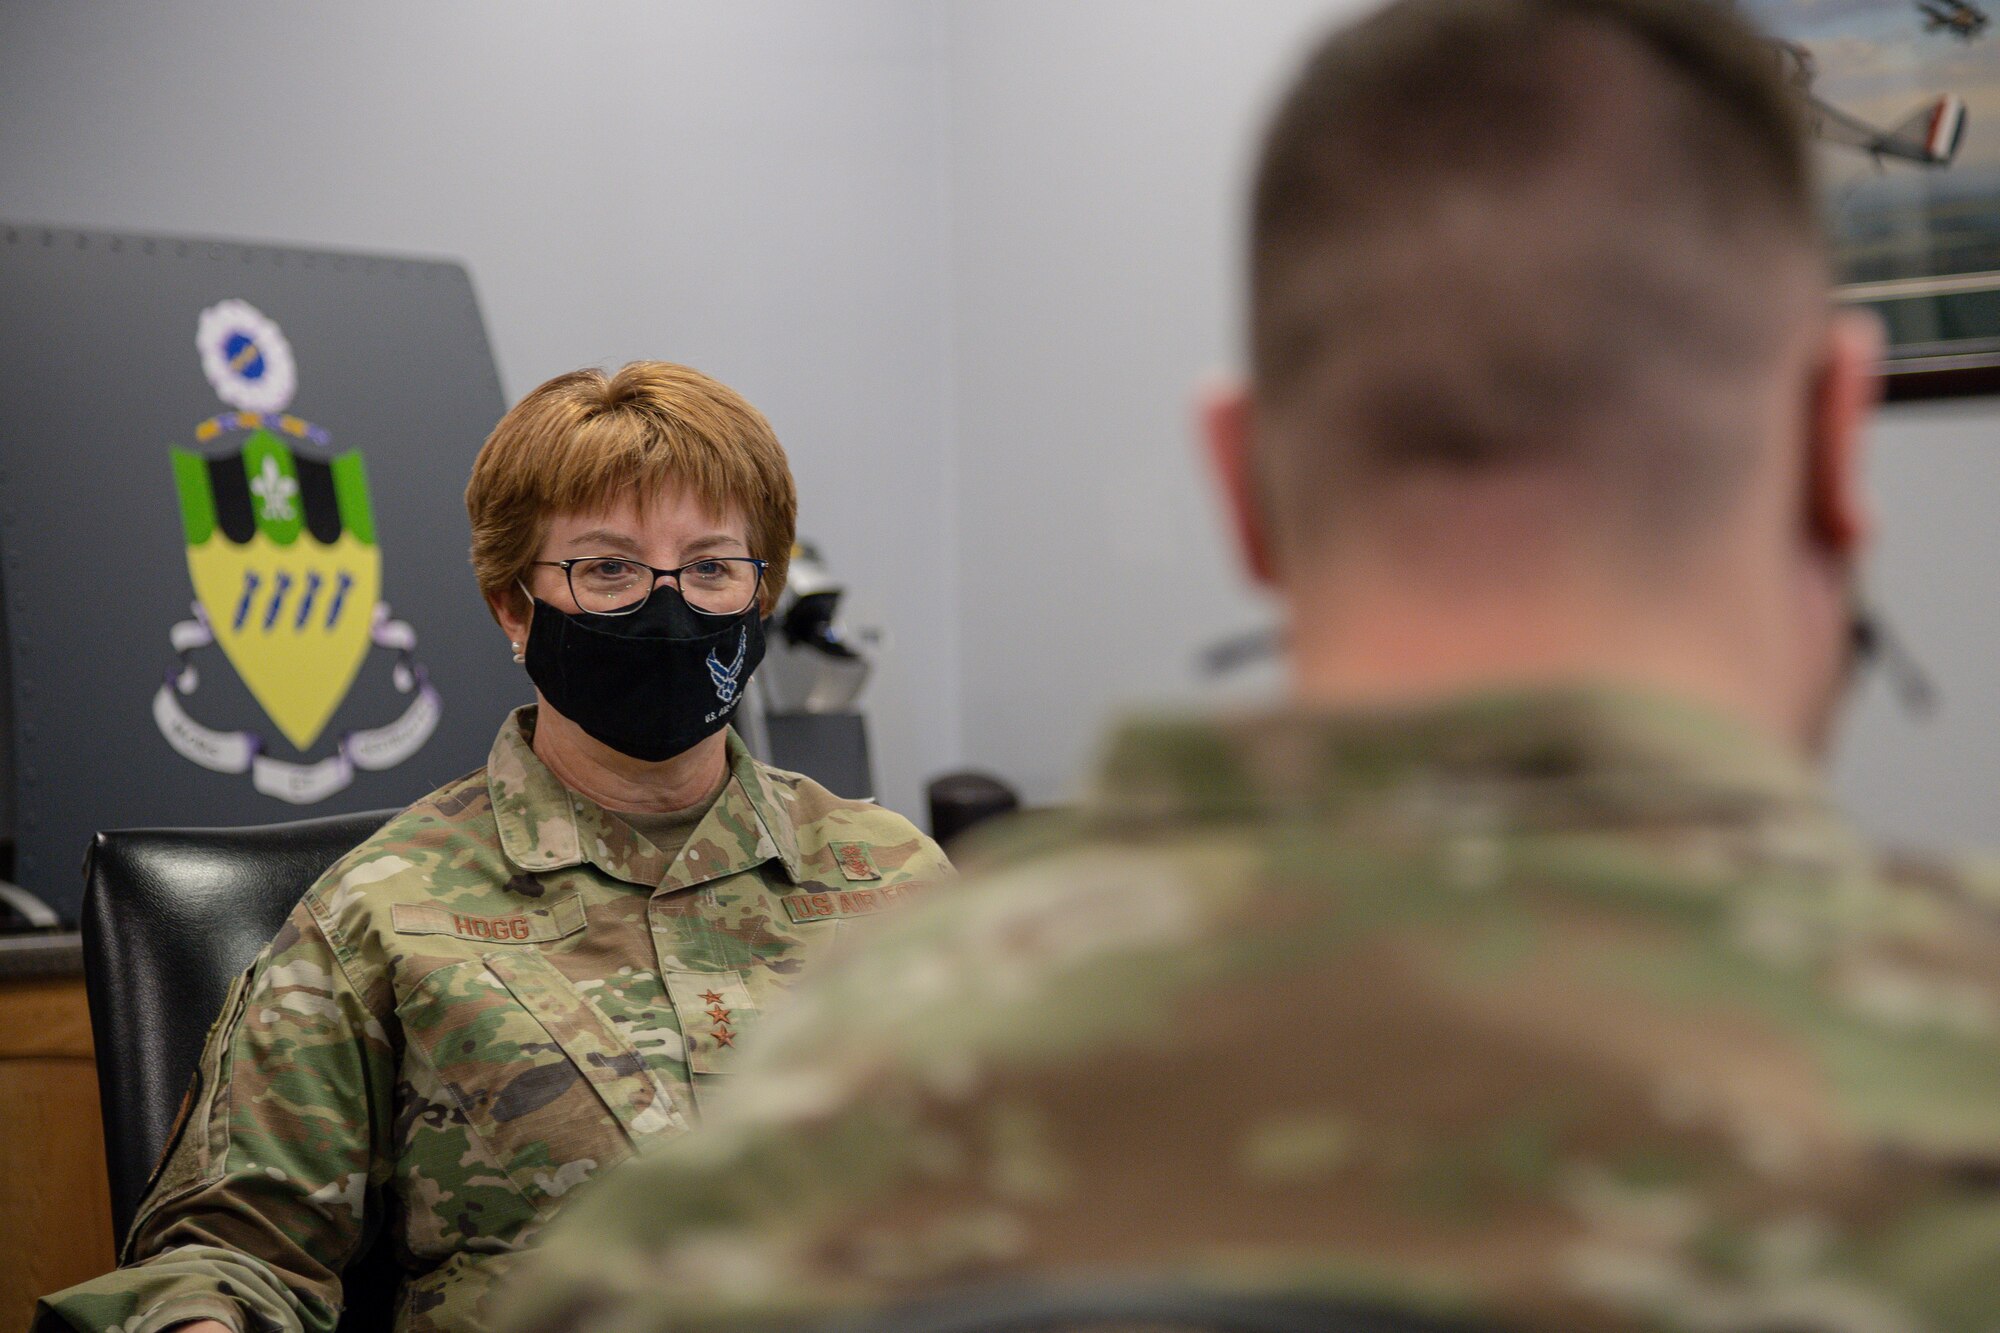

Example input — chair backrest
[80,810,398,1320]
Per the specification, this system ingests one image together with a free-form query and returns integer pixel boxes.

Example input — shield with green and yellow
[170,415,380,751]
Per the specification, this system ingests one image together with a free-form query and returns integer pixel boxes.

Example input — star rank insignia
[670,975,751,1074]
[697,989,737,1049]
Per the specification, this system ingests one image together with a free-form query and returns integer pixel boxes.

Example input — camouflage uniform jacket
[35,706,949,1333]
[504,687,2000,1333]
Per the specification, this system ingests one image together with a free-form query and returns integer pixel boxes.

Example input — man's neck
[1282,576,1807,750]
[529,703,730,814]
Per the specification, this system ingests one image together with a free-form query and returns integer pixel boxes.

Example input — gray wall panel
[0,225,518,918]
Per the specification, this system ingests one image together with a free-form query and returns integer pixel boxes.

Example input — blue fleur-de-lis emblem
[707,627,748,705]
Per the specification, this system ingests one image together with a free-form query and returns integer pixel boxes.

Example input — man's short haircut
[466,361,797,621]
[1249,0,1826,553]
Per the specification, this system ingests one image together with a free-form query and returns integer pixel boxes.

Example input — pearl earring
[510,641,525,664]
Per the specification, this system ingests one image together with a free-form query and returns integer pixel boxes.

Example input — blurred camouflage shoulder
[1879,844,2000,919]
[933,804,1090,878]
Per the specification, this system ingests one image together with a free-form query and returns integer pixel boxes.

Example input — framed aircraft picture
[1747,0,2000,398]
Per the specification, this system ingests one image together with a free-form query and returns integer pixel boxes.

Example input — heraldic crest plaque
[154,298,440,803]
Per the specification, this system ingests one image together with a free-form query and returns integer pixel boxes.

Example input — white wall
[0,1,959,823]
[942,0,1343,801]
[5,2,1998,850]
[1832,403,2000,849]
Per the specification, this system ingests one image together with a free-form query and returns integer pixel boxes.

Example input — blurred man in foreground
[502,0,2000,1328]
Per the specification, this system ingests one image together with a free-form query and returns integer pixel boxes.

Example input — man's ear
[1199,378,1279,587]
[1805,308,1884,558]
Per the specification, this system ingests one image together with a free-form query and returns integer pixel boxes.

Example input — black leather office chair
[810,1284,1500,1333]
[81,809,399,1329]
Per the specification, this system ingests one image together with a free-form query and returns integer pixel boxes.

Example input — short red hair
[466,362,797,620]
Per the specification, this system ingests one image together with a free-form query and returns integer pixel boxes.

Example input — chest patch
[391,892,587,944]
[782,880,927,924]
[830,841,880,881]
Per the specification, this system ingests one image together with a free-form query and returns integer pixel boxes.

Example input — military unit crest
[154,299,440,803]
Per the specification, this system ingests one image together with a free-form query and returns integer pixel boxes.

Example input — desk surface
[0,932,83,981]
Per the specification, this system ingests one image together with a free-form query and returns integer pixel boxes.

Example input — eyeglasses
[530,556,767,617]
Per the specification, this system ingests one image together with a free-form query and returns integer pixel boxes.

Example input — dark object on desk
[812,1282,1496,1333]
[81,809,397,1329]
[766,711,875,802]
[927,772,1021,848]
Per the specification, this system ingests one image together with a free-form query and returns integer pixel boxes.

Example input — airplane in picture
[1777,40,1968,166]
[1917,0,1990,41]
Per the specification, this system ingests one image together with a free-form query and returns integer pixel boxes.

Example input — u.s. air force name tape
[154,600,441,804]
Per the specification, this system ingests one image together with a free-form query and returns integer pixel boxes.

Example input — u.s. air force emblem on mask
[153,299,441,803]
[708,627,748,706]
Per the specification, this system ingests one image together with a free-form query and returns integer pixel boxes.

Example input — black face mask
[523,590,766,762]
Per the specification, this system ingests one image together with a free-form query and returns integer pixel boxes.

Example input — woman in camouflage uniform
[38,362,950,1333]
